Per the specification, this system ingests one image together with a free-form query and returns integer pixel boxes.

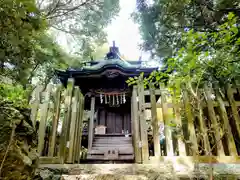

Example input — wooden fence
[30,79,84,164]
[131,82,240,163]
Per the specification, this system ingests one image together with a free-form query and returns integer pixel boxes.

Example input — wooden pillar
[138,80,149,163]
[204,84,225,156]
[88,96,95,151]
[172,90,186,156]
[67,87,79,163]
[150,85,161,157]
[60,78,74,164]
[226,84,240,141]
[214,83,238,156]
[48,84,62,157]
[38,84,52,155]
[160,84,174,156]
[182,89,198,155]
[132,86,142,163]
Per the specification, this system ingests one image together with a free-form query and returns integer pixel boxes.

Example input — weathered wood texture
[142,83,240,161]
[30,79,84,164]
[137,79,149,163]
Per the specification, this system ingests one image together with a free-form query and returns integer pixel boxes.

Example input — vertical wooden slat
[30,84,42,129]
[204,84,225,156]
[76,94,84,163]
[226,84,240,139]
[160,84,174,156]
[182,89,198,155]
[73,90,81,162]
[214,84,238,156]
[88,96,95,151]
[48,85,62,157]
[150,84,161,157]
[138,80,149,163]
[67,87,79,163]
[38,84,52,155]
[60,78,74,164]
[172,90,186,156]
[196,90,210,155]
[132,86,142,163]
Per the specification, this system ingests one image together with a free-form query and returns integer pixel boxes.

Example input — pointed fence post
[196,90,210,155]
[204,84,225,156]
[160,83,174,156]
[132,86,142,163]
[67,87,80,163]
[30,84,43,129]
[172,89,186,156]
[214,83,238,156]
[48,84,62,157]
[182,88,198,155]
[60,78,74,164]
[137,78,149,163]
[76,94,84,163]
[38,84,52,155]
[226,84,240,140]
[150,84,161,157]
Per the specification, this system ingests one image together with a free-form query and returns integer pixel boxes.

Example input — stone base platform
[37,160,240,180]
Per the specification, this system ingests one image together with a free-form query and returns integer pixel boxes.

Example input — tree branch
[46,0,92,20]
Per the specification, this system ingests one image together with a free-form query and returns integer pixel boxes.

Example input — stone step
[61,174,147,180]
[86,154,134,160]
[92,144,132,147]
[90,147,134,154]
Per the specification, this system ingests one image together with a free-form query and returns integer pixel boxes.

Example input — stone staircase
[87,134,134,161]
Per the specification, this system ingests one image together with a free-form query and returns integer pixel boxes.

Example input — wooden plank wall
[132,83,240,163]
[30,78,84,164]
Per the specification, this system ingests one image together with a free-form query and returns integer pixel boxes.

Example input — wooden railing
[131,82,240,163]
[30,79,84,164]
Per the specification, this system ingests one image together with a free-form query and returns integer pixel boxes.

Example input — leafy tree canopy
[127,13,240,97]
[133,0,240,60]
[38,0,120,59]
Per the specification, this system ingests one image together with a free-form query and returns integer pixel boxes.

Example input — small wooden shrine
[56,42,157,161]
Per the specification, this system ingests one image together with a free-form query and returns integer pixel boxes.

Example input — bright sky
[106,0,146,60]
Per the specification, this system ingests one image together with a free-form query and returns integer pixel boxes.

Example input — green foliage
[0,0,47,83]
[0,83,28,108]
[42,0,120,60]
[134,0,240,60]
[128,13,240,97]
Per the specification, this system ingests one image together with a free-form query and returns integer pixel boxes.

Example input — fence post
[60,78,74,164]
[132,86,142,163]
[150,84,161,157]
[137,78,149,163]
[182,88,198,155]
[38,84,52,155]
[226,84,240,140]
[204,84,225,156]
[214,83,238,156]
[196,90,210,155]
[30,84,42,129]
[172,90,186,156]
[160,83,174,156]
[67,87,79,163]
[76,93,84,163]
[48,84,62,157]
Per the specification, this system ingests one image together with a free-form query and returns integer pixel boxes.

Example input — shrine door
[97,107,131,134]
